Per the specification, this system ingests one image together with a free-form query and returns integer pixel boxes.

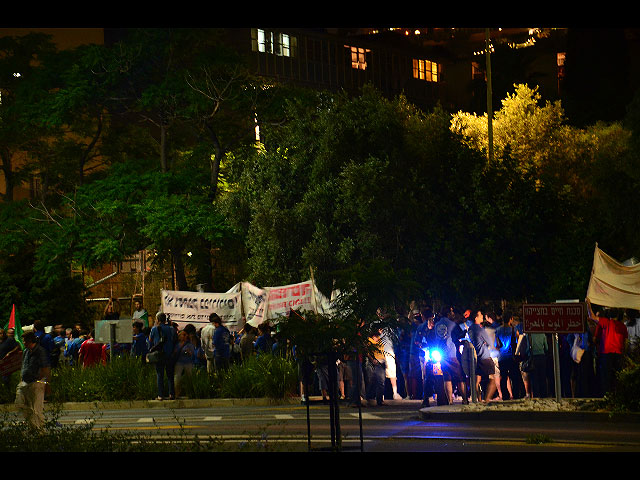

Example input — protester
[469,309,498,402]
[51,325,66,368]
[495,313,525,400]
[0,328,20,360]
[529,332,549,398]
[365,326,387,406]
[381,329,402,401]
[588,300,629,396]
[417,314,438,407]
[483,311,503,400]
[626,309,640,348]
[0,328,21,386]
[63,329,84,366]
[78,330,106,368]
[435,307,468,405]
[103,297,121,320]
[239,325,257,362]
[406,310,425,399]
[131,321,149,361]
[211,314,231,371]
[149,313,177,400]
[200,313,217,374]
[173,330,195,398]
[15,331,50,429]
[183,324,205,369]
[132,297,149,329]
[566,325,597,398]
[33,321,55,366]
[254,323,274,356]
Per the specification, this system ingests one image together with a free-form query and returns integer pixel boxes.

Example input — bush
[50,356,156,402]
[218,354,299,399]
[1,353,299,404]
[608,362,640,412]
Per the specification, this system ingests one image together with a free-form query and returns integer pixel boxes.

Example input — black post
[356,356,364,452]
[303,357,312,451]
[327,350,341,451]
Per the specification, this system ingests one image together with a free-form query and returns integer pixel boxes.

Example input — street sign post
[522,302,585,402]
[522,303,585,334]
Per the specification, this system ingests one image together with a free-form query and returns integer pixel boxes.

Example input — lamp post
[485,28,494,163]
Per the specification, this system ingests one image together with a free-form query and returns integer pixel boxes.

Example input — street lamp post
[485,28,494,163]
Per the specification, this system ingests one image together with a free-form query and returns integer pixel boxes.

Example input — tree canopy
[1,29,638,325]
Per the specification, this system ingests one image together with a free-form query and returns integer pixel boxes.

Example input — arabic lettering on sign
[522,303,585,333]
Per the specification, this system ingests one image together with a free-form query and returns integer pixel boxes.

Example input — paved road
[7,397,639,452]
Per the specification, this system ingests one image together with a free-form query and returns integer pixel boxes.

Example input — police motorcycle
[420,327,448,406]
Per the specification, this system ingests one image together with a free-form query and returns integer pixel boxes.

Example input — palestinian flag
[4,304,24,349]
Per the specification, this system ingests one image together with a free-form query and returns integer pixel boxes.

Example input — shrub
[1,353,299,404]
[608,362,640,412]
[219,354,299,399]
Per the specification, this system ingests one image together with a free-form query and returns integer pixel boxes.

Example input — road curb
[419,406,640,423]
[0,397,301,413]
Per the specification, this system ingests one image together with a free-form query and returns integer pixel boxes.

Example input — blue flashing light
[431,349,442,363]
[421,348,442,363]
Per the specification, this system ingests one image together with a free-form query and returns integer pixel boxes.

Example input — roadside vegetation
[0,353,299,404]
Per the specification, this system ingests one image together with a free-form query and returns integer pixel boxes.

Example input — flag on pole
[3,304,24,350]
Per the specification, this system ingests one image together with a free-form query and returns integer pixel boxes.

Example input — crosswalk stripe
[349,413,381,420]
[138,417,154,423]
[203,416,222,421]
[275,414,294,419]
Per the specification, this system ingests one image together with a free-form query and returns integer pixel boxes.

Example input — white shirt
[200,323,216,359]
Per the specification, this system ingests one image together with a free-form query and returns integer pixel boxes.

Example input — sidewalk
[418,398,640,423]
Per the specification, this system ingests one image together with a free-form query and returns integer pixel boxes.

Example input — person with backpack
[149,313,177,400]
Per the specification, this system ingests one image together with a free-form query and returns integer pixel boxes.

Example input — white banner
[161,289,242,331]
[227,282,268,328]
[161,279,338,332]
[264,280,316,320]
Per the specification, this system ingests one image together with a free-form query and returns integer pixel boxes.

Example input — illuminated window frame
[251,29,296,57]
[412,58,440,82]
[345,45,370,70]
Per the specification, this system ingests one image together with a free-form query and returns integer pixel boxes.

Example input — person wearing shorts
[469,310,498,402]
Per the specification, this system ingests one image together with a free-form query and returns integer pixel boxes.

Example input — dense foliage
[1,29,639,327]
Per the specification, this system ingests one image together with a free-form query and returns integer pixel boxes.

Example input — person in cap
[15,331,50,429]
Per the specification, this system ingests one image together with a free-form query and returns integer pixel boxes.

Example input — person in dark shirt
[16,331,50,429]
[130,321,149,361]
[212,315,231,370]
[469,310,498,402]
[0,328,21,386]
[0,328,20,360]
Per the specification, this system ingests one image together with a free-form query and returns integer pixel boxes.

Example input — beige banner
[586,244,640,309]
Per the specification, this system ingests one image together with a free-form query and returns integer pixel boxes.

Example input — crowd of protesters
[337,300,638,408]
[2,296,639,425]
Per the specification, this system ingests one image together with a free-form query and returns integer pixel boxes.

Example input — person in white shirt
[200,313,218,374]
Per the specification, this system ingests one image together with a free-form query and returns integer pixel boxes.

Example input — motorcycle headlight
[431,349,442,363]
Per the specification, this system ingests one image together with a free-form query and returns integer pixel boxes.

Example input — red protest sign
[522,303,586,333]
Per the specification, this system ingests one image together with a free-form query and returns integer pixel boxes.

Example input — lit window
[557,52,566,80]
[346,45,370,70]
[252,29,296,57]
[471,61,484,80]
[412,58,440,82]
